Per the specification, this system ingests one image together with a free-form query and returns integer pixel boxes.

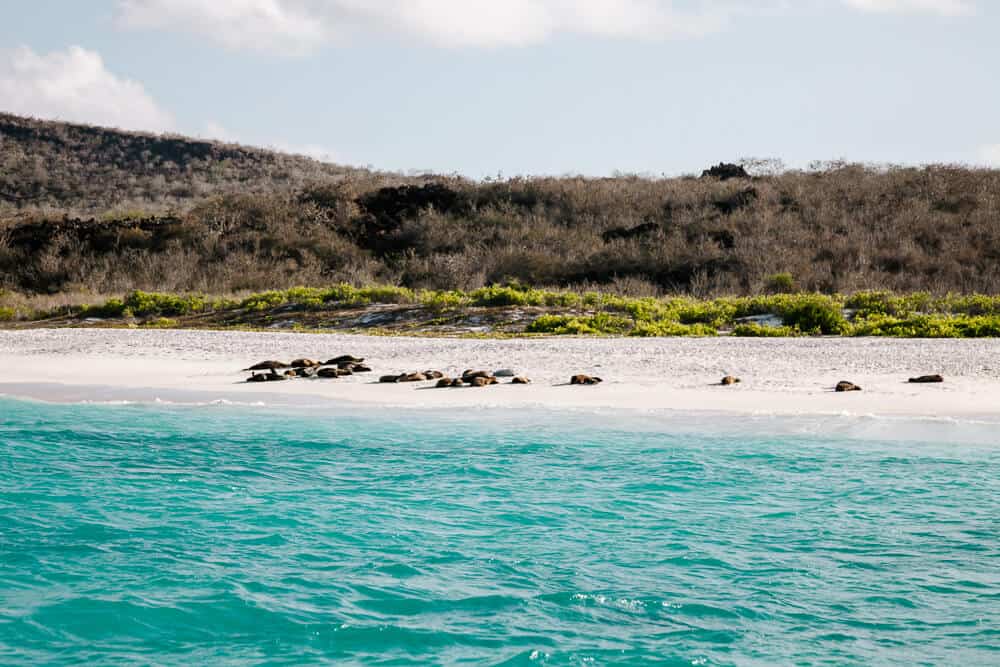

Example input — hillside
[0,112,370,217]
[2,113,1000,299]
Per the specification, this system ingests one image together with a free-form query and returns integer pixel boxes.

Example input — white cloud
[979,144,1000,167]
[117,0,327,54]
[0,45,174,132]
[841,0,974,15]
[114,0,977,52]
[113,0,741,51]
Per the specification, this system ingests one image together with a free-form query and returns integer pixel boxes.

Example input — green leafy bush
[765,272,796,293]
[0,306,16,321]
[778,295,848,334]
[731,322,798,337]
[629,321,716,337]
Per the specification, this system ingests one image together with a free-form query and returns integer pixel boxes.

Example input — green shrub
[241,290,288,311]
[731,322,798,337]
[778,295,848,334]
[766,272,796,293]
[124,291,205,316]
[0,306,16,321]
[629,321,716,337]
[526,313,631,335]
[79,298,126,318]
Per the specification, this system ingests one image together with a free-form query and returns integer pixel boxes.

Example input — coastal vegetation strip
[5,285,1000,337]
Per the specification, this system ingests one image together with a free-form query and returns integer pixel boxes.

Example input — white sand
[1,328,999,417]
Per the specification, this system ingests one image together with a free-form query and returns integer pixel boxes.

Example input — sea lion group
[244,355,371,382]
[244,358,945,392]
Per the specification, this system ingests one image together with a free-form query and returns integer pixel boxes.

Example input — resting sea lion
[720,376,740,385]
[570,374,602,385]
[511,377,531,384]
[908,375,944,383]
[243,360,289,371]
[326,355,364,365]
[835,381,861,392]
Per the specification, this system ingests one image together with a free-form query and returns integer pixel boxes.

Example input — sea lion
[721,376,740,385]
[451,378,465,387]
[423,370,444,379]
[835,381,861,392]
[284,369,298,377]
[398,372,428,382]
[317,367,341,378]
[908,374,944,383]
[290,358,321,368]
[350,364,372,373]
[511,376,531,384]
[436,377,453,388]
[462,370,492,381]
[470,376,496,387]
[570,374,602,385]
[326,355,364,365]
[494,369,516,377]
[243,360,289,371]
[264,371,287,382]
[246,372,267,383]
[379,375,401,383]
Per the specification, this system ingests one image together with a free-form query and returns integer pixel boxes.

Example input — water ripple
[1,398,998,665]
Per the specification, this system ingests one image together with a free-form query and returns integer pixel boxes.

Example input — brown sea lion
[326,355,364,365]
[451,378,465,387]
[908,375,944,384]
[835,381,861,392]
[424,370,444,379]
[470,376,496,387]
[462,370,492,381]
[398,372,428,382]
[290,358,321,368]
[243,360,289,371]
[246,372,267,383]
[436,377,453,388]
[379,375,401,383]
[511,377,531,384]
[721,376,740,385]
[317,367,341,378]
[570,374,602,385]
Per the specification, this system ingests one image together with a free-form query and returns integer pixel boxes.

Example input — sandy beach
[1,328,998,418]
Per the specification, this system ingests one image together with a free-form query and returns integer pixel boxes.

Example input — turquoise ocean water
[1,396,998,665]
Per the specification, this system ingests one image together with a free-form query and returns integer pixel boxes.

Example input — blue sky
[1,0,997,176]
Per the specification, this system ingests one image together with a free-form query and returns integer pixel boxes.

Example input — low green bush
[777,295,848,334]
[731,322,798,337]
[0,306,16,321]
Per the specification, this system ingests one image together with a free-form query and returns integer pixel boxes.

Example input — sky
[1,0,997,176]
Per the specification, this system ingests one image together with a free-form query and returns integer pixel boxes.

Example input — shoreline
[2,328,999,419]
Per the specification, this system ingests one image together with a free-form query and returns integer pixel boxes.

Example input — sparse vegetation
[6,285,1000,337]
[3,114,1000,337]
